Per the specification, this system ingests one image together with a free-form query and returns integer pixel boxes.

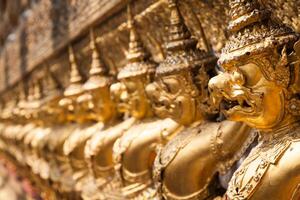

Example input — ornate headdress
[33,79,43,102]
[63,45,84,97]
[12,83,26,118]
[155,0,216,76]
[37,67,64,109]
[29,79,44,109]
[117,3,156,80]
[83,29,112,91]
[219,0,298,67]
[44,66,62,95]
[218,0,300,116]
[16,83,27,109]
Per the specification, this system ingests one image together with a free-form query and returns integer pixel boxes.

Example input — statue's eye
[239,63,262,87]
[124,81,137,93]
[231,70,245,85]
[88,101,94,109]
[162,78,180,94]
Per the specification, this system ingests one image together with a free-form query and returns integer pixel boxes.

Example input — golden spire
[33,79,43,101]
[18,83,26,104]
[219,0,298,67]
[27,81,35,102]
[89,28,107,76]
[12,83,26,117]
[46,70,62,93]
[22,80,43,111]
[165,0,196,51]
[117,1,156,80]
[126,1,147,63]
[156,0,216,76]
[64,45,84,97]
[69,45,83,84]
[15,89,25,118]
[41,67,63,106]
[83,28,112,91]
[227,0,267,33]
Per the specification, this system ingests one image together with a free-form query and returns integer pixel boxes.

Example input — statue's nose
[77,93,92,109]
[145,83,158,100]
[120,90,129,102]
[208,73,232,106]
[208,73,229,93]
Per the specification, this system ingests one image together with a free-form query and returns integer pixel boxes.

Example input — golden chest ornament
[113,118,180,185]
[86,117,136,178]
[113,120,150,184]
[226,125,300,200]
[153,121,205,200]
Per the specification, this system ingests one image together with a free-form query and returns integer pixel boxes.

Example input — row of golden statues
[0,0,300,199]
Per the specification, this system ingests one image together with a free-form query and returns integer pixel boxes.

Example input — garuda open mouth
[220,94,256,116]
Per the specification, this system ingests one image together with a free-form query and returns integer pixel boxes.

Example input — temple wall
[0,0,299,199]
[0,0,299,94]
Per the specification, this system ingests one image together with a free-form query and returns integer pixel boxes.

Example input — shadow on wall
[19,25,28,77]
[50,0,69,50]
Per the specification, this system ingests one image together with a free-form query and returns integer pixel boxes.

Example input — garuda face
[146,70,199,125]
[110,75,151,119]
[209,50,292,130]
[77,86,115,123]
[90,87,115,122]
[71,95,89,124]
[59,97,76,122]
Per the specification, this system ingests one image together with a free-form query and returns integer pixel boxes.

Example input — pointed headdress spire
[45,68,62,94]
[33,79,43,101]
[117,1,156,80]
[83,28,112,91]
[64,45,84,96]
[165,0,195,51]
[155,0,216,76]
[219,0,298,67]
[126,2,147,63]
[17,83,27,108]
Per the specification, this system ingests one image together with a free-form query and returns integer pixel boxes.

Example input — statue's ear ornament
[288,40,300,94]
[294,40,300,58]
[287,98,300,116]
[273,46,290,88]
[285,40,300,116]
[116,3,156,81]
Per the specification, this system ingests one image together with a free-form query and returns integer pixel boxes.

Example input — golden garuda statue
[0,0,299,199]
[209,0,300,199]
[110,3,181,199]
[146,0,255,199]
